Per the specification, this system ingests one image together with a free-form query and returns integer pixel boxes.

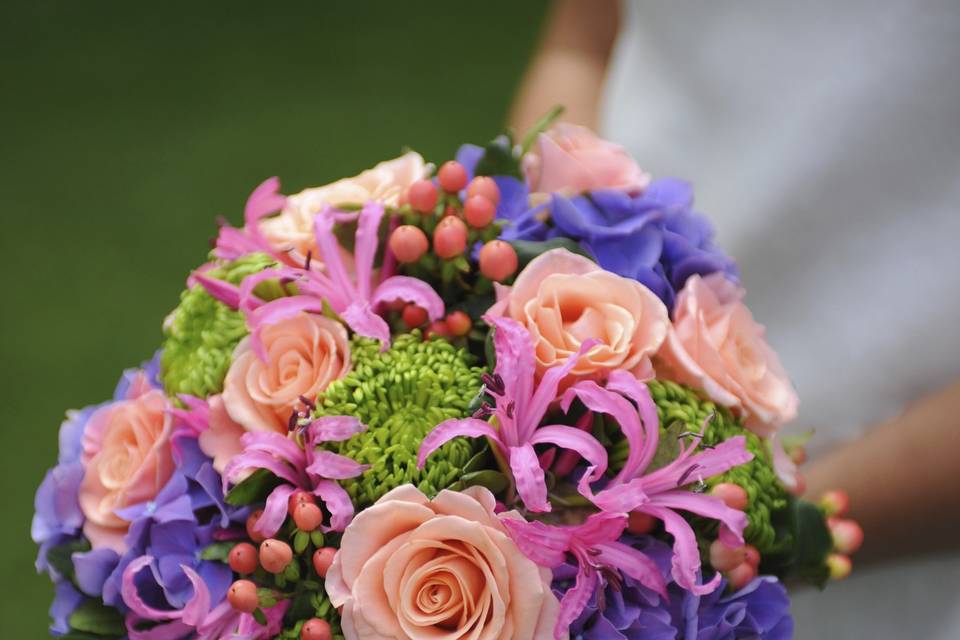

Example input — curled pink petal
[340,302,391,347]
[223,450,301,489]
[523,338,600,441]
[313,479,355,532]
[648,490,748,549]
[530,425,608,480]
[554,567,598,640]
[509,443,550,512]
[595,541,667,598]
[643,504,722,595]
[499,517,571,568]
[372,275,445,321]
[239,431,306,467]
[417,418,503,469]
[253,484,297,538]
[122,556,180,620]
[307,416,367,443]
[353,202,386,300]
[191,271,243,310]
[306,450,369,480]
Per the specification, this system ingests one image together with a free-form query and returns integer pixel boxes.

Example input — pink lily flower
[501,512,666,640]
[122,555,288,639]
[562,369,754,595]
[195,184,444,354]
[222,416,369,536]
[417,316,609,512]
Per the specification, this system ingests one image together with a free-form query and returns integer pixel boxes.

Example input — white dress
[603,1,960,637]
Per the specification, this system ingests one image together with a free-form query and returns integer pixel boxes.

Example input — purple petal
[307,416,368,444]
[353,202,385,300]
[509,443,551,512]
[372,275,445,321]
[73,547,121,597]
[313,479,355,532]
[253,484,297,538]
[306,450,368,480]
[530,425,608,479]
[595,541,668,598]
[418,418,503,469]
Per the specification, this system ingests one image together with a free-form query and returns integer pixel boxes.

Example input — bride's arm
[508,0,620,133]
[805,379,960,561]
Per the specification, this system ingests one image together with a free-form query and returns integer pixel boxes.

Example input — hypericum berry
[288,490,315,514]
[743,544,761,568]
[407,179,438,213]
[709,539,746,572]
[228,542,259,575]
[464,195,496,228]
[425,320,451,339]
[389,225,429,263]
[467,176,500,206]
[437,161,468,193]
[293,502,324,532]
[829,518,864,555]
[627,511,657,535]
[227,579,259,613]
[710,482,749,511]
[726,560,757,590]
[433,216,468,259]
[259,539,293,574]
[826,553,853,580]
[789,445,808,466]
[245,510,266,544]
[819,489,850,517]
[301,618,333,640]
[312,547,337,578]
[478,240,518,282]
[445,311,472,337]
[402,304,428,328]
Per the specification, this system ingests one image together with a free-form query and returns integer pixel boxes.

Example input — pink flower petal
[509,443,551,512]
[605,370,661,476]
[191,271,243,309]
[306,450,369,480]
[417,418,503,469]
[312,207,355,295]
[554,567,598,640]
[642,504,722,595]
[253,484,297,538]
[313,478,355,532]
[223,450,301,489]
[647,490,748,549]
[353,202,385,301]
[499,517,571,568]
[372,276,445,321]
[307,416,368,444]
[240,431,305,468]
[122,556,180,620]
[530,425,608,480]
[340,302,391,347]
[523,338,599,441]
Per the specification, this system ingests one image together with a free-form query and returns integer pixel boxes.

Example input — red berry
[288,490,315,514]
[826,553,852,580]
[259,539,293,574]
[425,320,451,339]
[445,311,472,337]
[464,195,496,228]
[829,518,864,555]
[709,539,746,572]
[228,542,259,575]
[478,240,518,282]
[402,304,428,329]
[245,510,266,544]
[726,561,757,590]
[312,547,337,578]
[389,225,429,263]
[301,618,333,640]
[407,180,438,213]
[710,483,749,511]
[743,544,761,568]
[437,161,468,193]
[467,176,500,206]
[433,216,468,259]
[819,489,850,517]
[227,579,259,613]
[789,445,808,465]
[293,502,324,532]
[627,511,657,535]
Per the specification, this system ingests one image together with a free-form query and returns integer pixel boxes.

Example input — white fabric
[603,1,960,637]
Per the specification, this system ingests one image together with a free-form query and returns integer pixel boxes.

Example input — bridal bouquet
[33,111,862,640]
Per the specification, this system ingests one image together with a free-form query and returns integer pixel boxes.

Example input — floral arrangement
[33,111,862,640]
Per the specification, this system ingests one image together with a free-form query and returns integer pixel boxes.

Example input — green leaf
[68,600,125,636]
[293,529,310,555]
[253,608,268,626]
[474,135,523,180]
[310,530,326,548]
[508,238,594,271]
[225,468,282,506]
[199,541,236,562]
[520,105,565,154]
[46,538,91,585]
[455,470,508,494]
[462,443,491,474]
[283,559,301,582]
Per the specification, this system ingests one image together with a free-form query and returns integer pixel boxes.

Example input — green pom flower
[314,332,485,509]
[160,253,276,398]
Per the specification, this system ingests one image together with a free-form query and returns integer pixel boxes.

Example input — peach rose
[523,123,650,194]
[655,273,799,435]
[222,313,351,434]
[197,394,245,474]
[325,485,562,640]
[260,152,427,256]
[79,388,174,552]
[489,248,669,382]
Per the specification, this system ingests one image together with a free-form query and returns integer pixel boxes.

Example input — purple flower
[515,179,739,310]
[552,536,794,640]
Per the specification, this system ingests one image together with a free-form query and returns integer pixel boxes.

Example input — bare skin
[510,0,960,561]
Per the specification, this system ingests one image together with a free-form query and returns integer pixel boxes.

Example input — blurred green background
[0,1,545,635]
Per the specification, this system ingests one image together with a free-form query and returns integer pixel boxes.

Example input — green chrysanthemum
[160,253,276,398]
[313,332,486,509]
[607,379,788,553]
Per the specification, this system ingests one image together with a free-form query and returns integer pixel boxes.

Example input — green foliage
[67,601,125,637]
[159,253,276,398]
[314,332,486,508]
[764,496,834,586]
[473,133,523,180]
[46,538,91,587]
[225,468,282,506]
[508,237,595,271]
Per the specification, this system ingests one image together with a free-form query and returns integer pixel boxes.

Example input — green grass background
[0,2,545,635]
